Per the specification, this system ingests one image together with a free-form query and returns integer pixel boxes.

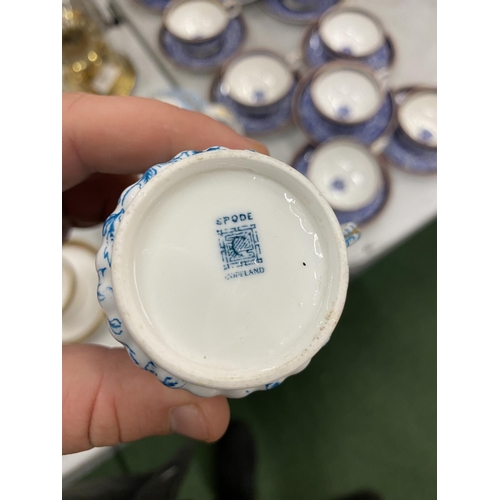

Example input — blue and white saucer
[211,51,297,136]
[302,24,395,71]
[381,130,437,174]
[292,139,389,225]
[159,16,246,72]
[293,67,395,145]
[261,0,343,25]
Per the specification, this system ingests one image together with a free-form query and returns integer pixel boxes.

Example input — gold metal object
[62,3,136,95]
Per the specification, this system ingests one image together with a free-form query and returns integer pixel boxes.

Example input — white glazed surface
[319,10,385,57]
[63,243,104,344]
[133,170,328,373]
[307,140,384,211]
[97,148,349,398]
[398,90,437,147]
[165,0,228,41]
[221,54,294,106]
[310,68,382,123]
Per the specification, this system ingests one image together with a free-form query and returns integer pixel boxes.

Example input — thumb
[62,344,230,454]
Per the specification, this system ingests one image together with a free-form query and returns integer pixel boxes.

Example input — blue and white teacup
[162,0,241,59]
[304,138,388,225]
[396,87,437,150]
[310,63,385,126]
[318,7,386,60]
[218,50,296,118]
[380,86,437,174]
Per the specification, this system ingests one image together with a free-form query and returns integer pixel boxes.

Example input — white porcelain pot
[96,147,354,398]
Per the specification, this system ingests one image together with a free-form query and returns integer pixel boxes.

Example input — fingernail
[246,139,269,155]
[170,405,208,441]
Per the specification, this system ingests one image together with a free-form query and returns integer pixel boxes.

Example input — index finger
[62,93,268,191]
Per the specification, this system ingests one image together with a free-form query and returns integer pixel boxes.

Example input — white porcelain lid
[111,151,347,385]
[311,67,383,123]
[165,0,228,41]
[398,90,437,147]
[221,53,294,106]
[62,242,104,344]
[307,140,384,211]
[319,9,385,57]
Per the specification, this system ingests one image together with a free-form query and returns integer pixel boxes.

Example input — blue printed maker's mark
[216,213,264,279]
[217,224,263,270]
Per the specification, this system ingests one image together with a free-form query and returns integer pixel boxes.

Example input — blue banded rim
[292,142,391,226]
[292,65,397,146]
[301,22,395,72]
[260,0,344,25]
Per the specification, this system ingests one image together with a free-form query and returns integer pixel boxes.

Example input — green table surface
[77,220,437,500]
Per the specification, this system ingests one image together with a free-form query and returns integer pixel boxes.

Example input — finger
[62,173,139,227]
[63,93,268,191]
[62,345,230,455]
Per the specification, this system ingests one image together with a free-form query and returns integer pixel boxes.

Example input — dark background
[78,220,436,500]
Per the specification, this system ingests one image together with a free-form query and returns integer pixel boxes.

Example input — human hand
[62,92,268,454]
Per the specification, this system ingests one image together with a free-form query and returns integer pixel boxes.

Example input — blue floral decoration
[108,318,123,335]
[145,361,158,376]
[121,342,140,366]
[162,377,185,388]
